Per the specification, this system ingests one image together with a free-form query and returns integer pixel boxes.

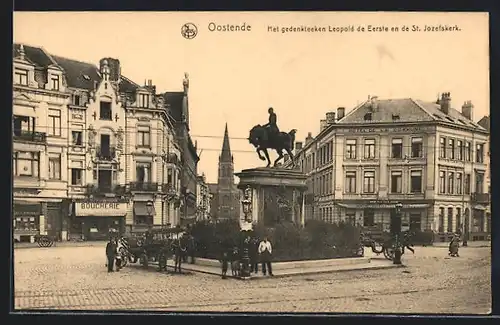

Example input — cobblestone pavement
[13,244,491,314]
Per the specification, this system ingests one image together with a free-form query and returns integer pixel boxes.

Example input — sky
[13,12,489,184]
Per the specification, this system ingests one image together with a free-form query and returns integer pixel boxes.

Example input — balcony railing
[129,182,158,192]
[472,192,490,204]
[13,130,47,143]
[86,184,126,196]
[96,146,117,161]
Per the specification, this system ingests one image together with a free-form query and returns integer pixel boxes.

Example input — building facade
[208,124,240,221]
[13,43,188,241]
[196,174,212,221]
[477,115,491,236]
[13,44,71,243]
[288,93,490,240]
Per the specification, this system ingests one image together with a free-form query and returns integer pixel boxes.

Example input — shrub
[191,219,362,261]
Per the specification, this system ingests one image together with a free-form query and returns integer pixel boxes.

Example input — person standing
[106,238,117,272]
[258,236,273,276]
[249,237,259,274]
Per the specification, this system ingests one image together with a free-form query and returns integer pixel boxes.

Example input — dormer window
[73,94,81,106]
[99,101,112,120]
[392,114,400,121]
[82,75,91,81]
[138,93,149,108]
[364,113,372,121]
[50,75,60,91]
[14,69,28,86]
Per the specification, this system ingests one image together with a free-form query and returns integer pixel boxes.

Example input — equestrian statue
[248,107,297,168]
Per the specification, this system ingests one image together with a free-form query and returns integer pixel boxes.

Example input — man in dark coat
[249,237,259,274]
[106,239,117,272]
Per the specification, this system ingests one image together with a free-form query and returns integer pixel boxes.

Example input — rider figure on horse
[262,107,280,143]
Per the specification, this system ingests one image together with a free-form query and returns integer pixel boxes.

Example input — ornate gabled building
[208,124,240,221]
[287,93,490,241]
[13,43,188,241]
[12,44,71,243]
[163,74,200,226]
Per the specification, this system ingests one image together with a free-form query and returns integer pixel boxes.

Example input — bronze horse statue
[248,125,297,167]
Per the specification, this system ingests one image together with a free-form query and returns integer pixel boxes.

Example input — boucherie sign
[75,201,128,217]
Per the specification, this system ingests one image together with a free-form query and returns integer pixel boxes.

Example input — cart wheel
[119,248,128,267]
[383,247,395,260]
[47,239,54,247]
[39,237,49,247]
[158,252,167,271]
[130,256,138,264]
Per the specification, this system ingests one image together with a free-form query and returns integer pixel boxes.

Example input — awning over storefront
[13,202,42,216]
[336,203,429,209]
[75,201,128,217]
[133,202,156,216]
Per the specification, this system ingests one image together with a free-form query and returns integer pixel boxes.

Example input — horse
[173,234,189,273]
[248,125,297,168]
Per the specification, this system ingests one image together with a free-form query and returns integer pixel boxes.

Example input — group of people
[220,236,274,279]
[105,237,125,272]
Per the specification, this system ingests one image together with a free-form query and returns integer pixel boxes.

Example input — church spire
[220,123,232,162]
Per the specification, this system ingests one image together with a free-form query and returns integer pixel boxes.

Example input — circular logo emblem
[181,23,198,39]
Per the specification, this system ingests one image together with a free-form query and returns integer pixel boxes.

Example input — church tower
[214,123,240,220]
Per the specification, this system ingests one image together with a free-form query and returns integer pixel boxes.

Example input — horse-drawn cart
[361,227,414,261]
[121,228,182,271]
[34,234,55,247]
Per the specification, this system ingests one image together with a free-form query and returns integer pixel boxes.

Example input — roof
[163,92,184,122]
[337,97,485,130]
[51,55,101,90]
[477,116,490,131]
[13,43,55,67]
[208,183,218,194]
[220,123,233,162]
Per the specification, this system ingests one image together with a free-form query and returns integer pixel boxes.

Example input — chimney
[370,96,379,110]
[305,132,313,145]
[100,58,121,83]
[337,107,346,120]
[440,92,451,114]
[326,112,336,125]
[320,119,327,132]
[295,141,303,151]
[461,100,474,121]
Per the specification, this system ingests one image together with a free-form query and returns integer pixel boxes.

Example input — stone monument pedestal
[235,167,307,227]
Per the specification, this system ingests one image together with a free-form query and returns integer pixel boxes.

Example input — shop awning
[13,202,42,215]
[336,203,429,209]
[134,202,156,216]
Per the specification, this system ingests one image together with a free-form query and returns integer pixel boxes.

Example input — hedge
[190,219,363,262]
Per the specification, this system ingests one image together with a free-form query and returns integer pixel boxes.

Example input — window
[14,69,28,85]
[345,139,356,159]
[72,131,83,146]
[456,140,463,160]
[364,113,372,121]
[456,173,463,195]
[391,138,403,159]
[439,171,446,194]
[137,126,151,147]
[448,172,454,194]
[14,217,38,231]
[456,208,462,232]
[390,171,402,193]
[71,168,83,185]
[48,109,61,136]
[345,171,356,193]
[73,94,81,106]
[138,94,150,108]
[134,215,153,226]
[447,208,453,232]
[346,212,356,225]
[363,209,375,227]
[448,139,455,159]
[50,75,60,91]
[136,162,151,183]
[48,155,61,180]
[439,137,446,158]
[465,142,471,161]
[411,137,423,158]
[410,170,422,193]
[476,143,484,163]
[13,152,39,177]
[99,101,112,120]
[363,171,375,193]
[464,174,471,194]
[438,207,445,232]
[409,213,422,231]
[475,172,484,193]
[364,139,375,159]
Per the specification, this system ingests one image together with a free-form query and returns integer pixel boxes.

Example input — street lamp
[239,186,253,279]
[392,202,403,265]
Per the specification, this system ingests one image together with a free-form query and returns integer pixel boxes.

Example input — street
[13,244,491,314]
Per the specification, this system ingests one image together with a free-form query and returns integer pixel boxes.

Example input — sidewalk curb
[159,263,401,280]
[14,242,105,250]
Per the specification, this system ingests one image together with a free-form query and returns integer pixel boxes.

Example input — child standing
[221,250,229,279]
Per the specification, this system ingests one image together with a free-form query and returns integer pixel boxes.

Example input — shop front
[73,201,128,241]
[130,200,156,232]
[13,201,42,243]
